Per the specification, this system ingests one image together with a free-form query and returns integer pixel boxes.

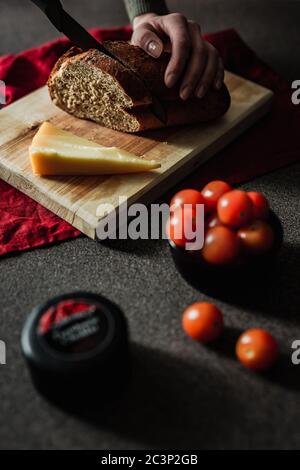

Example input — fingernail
[147,41,161,57]
[196,85,205,99]
[166,73,177,88]
[180,86,192,100]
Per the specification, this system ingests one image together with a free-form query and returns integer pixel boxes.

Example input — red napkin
[0,27,299,256]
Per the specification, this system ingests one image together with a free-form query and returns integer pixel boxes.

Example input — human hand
[132,13,224,100]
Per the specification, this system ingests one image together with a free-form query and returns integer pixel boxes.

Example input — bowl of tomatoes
[166,181,283,300]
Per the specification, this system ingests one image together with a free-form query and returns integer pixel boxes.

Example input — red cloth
[188,29,300,186]
[0,27,299,256]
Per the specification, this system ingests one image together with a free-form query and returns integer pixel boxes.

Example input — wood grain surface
[0,72,273,238]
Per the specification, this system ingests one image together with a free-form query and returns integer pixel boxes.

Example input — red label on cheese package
[38,299,108,355]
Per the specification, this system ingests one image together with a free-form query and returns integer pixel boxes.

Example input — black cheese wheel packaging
[21,292,130,406]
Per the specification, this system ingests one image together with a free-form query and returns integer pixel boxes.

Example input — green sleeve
[124,0,169,22]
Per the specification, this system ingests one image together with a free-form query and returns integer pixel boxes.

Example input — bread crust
[103,40,178,100]
[128,84,231,131]
[48,42,231,133]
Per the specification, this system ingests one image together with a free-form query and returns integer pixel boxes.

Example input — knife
[30,0,167,124]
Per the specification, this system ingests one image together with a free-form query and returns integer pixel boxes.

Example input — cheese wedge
[29,122,161,175]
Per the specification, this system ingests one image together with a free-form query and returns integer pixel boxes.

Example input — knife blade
[30,0,167,124]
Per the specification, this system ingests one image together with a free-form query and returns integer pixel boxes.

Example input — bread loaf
[48,41,230,133]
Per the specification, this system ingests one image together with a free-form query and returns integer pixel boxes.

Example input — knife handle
[30,0,64,31]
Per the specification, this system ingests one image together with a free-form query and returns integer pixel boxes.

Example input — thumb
[131,26,164,58]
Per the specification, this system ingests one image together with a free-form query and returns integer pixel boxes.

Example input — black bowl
[168,211,283,303]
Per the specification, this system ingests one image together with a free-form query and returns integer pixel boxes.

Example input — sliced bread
[48,41,231,133]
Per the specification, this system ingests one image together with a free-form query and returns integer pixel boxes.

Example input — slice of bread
[48,41,231,133]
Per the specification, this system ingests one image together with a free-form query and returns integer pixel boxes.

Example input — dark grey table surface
[0,1,299,450]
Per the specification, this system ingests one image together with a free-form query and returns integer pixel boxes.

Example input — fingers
[195,43,219,98]
[214,57,225,91]
[131,13,225,98]
[131,24,164,58]
[160,13,191,88]
[160,16,224,98]
[179,21,207,100]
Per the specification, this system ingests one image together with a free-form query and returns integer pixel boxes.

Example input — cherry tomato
[166,207,198,248]
[182,302,224,342]
[202,226,240,265]
[201,180,232,213]
[236,328,279,371]
[248,192,270,219]
[206,213,222,230]
[218,190,253,227]
[170,189,205,212]
[237,220,274,255]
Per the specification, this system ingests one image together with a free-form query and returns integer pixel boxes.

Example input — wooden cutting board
[0,72,273,239]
